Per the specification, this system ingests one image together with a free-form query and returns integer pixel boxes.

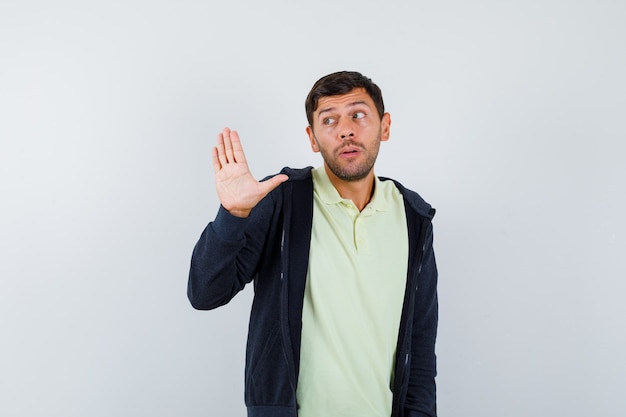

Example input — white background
[1,1,625,416]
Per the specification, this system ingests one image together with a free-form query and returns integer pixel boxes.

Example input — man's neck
[324,166,375,212]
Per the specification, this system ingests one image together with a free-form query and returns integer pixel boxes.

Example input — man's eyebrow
[317,101,370,116]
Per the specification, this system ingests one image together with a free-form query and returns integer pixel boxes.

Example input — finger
[259,174,289,195]
[229,130,247,165]
[216,130,228,167]
[223,128,236,163]
[211,146,221,174]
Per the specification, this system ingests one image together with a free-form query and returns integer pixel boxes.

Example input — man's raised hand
[212,127,288,218]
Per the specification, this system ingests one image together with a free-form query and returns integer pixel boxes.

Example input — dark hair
[305,71,385,127]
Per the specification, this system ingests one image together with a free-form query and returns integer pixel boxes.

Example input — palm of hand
[214,162,265,215]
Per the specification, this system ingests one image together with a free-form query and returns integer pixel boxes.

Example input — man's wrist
[226,207,251,218]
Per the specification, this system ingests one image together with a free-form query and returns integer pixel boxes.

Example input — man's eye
[353,112,365,119]
[323,117,335,125]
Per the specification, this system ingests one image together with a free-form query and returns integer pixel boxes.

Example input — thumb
[259,174,289,195]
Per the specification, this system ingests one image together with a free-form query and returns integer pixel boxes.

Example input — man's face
[306,88,391,183]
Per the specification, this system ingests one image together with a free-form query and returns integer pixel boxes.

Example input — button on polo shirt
[296,166,409,417]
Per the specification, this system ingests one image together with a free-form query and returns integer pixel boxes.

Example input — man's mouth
[339,145,362,157]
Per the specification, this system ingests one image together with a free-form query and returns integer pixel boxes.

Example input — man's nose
[338,119,355,140]
[340,131,355,140]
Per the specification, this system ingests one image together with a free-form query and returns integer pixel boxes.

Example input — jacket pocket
[246,321,294,406]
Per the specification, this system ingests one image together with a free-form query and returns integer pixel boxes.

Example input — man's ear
[380,113,391,142]
[306,125,320,152]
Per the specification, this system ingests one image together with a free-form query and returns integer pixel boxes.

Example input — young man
[188,71,438,417]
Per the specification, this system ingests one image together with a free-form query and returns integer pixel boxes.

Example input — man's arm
[187,128,288,309]
[187,199,276,309]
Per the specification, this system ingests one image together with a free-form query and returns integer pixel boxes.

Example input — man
[188,71,438,417]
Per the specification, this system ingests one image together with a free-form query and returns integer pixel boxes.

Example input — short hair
[305,71,385,127]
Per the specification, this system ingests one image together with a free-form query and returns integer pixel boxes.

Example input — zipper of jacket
[279,181,300,410]
[391,216,432,417]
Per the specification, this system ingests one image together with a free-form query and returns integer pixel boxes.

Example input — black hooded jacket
[188,167,438,417]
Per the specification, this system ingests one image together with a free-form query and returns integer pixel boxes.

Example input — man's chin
[330,166,372,182]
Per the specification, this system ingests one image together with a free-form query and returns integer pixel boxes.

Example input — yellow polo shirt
[296,166,409,417]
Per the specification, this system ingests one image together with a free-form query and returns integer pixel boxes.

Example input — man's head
[305,71,385,128]
[304,71,391,184]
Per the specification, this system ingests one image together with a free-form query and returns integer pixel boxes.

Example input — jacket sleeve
[405,223,438,417]
[187,193,277,310]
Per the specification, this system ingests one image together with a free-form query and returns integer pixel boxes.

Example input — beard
[315,134,381,182]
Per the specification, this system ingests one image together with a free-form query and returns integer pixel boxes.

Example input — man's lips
[338,145,362,158]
